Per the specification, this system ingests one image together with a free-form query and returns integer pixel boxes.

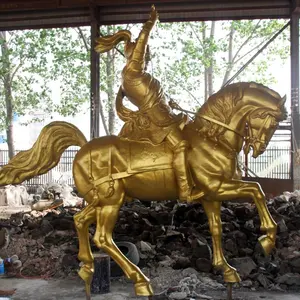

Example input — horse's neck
[185,115,244,155]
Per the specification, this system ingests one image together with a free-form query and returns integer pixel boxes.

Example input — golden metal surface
[0,6,287,299]
[96,6,203,202]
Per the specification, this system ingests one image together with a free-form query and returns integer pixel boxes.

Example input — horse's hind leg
[201,199,241,283]
[93,182,154,296]
[74,204,96,300]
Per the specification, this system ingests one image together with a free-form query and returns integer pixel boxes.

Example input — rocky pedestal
[0,192,300,293]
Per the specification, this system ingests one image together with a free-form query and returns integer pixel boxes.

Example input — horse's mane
[194,82,283,139]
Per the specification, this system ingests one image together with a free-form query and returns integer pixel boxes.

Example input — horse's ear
[279,95,286,107]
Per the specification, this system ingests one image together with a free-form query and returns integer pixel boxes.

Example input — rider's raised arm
[131,6,158,68]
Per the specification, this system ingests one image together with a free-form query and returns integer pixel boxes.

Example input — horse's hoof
[134,281,154,296]
[78,265,93,300]
[259,235,275,256]
[78,264,94,284]
[223,269,241,283]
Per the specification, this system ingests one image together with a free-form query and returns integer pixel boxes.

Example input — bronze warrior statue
[95,6,203,202]
[0,5,287,300]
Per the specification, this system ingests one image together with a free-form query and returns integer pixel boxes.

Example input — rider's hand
[150,5,159,22]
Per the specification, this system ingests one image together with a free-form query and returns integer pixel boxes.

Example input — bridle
[197,113,276,153]
[174,97,283,153]
[244,114,275,153]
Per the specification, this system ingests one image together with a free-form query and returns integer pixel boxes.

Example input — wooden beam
[0,0,293,31]
[0,8,90,31]
[98,2,291,25]
[292,0,300,12]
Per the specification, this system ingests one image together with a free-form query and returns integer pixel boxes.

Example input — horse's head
[243,87,287,158]
[194,82,287,158]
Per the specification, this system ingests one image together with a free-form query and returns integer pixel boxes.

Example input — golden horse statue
[0,82,286,299]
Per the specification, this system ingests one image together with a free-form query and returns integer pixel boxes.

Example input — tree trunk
[222,22,235,87]
[207,21,215,97]
[99,96,109,136]
[106,49,115,135]
[0,31,15,159]
[202,22,208,101]
[104,26,116,135]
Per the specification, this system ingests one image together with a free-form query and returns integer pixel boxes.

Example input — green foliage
[46,28,90,116]
[150,19,289,107]
[0,19,290,145]
[0,27,90,133]
[100,19,289,114]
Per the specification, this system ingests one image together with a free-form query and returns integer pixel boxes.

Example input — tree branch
[76,28,90,52]
[189,23,204,47]
[167,77,201,106]
[222,23,234,86]
[10,60,24,85]
[0,31,5,40]
[7,33,14,45]
[233,26,284,65]
[231,20,261,65]
[99,96,109,135]
[234,43,264,64]
[221,20,261,87]
[207,21,215,96]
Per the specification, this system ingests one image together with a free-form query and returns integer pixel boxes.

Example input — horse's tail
[0,121,87,186]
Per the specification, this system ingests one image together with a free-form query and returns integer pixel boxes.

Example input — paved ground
[0,278,300,300]
[1,278,136,300]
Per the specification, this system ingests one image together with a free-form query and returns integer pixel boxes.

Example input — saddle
[116,87,188,144]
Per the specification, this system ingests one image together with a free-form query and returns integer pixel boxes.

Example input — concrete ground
[0,278,299,300]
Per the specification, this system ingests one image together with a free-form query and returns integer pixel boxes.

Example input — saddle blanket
[128,140,173,173]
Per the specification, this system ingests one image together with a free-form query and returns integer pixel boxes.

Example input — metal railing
[242,145,291,179]
[0,143,292,188]
[0,148,78,187]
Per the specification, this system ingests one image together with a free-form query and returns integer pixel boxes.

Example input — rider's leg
[167,129,203,202]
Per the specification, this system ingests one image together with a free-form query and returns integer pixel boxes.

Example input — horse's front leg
[93,203,153,296]
[74,204,96,300]
[217,180,277,255]
[201,199,241,283]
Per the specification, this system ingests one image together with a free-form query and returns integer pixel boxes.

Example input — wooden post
[90,5,100,140]
[227,283,233,300]
[291,7,300,189]
[91,253,110,294]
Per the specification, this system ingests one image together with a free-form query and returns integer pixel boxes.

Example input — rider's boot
[173,140,204,202]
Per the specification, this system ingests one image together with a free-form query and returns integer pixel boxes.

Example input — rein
[197,114,245,138]
[169,99,244,139]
